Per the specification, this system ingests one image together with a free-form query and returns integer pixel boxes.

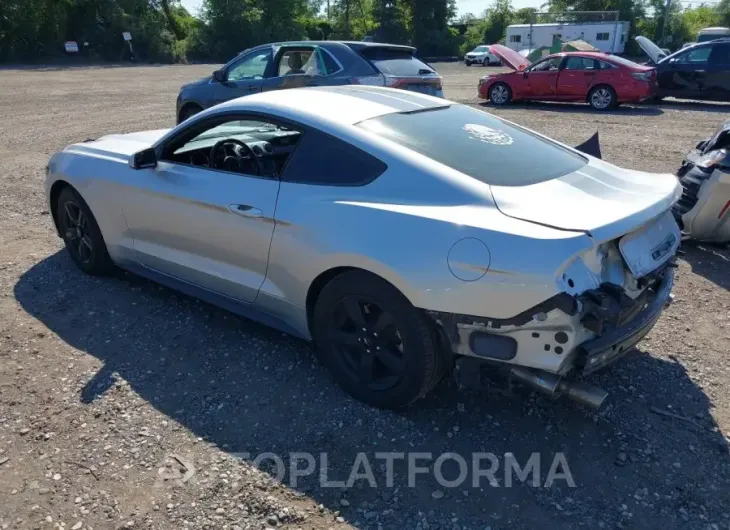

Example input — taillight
[631,72,652,81]
[349,74,386,86]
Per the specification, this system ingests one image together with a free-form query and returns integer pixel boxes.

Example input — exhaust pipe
[510,367,608,410]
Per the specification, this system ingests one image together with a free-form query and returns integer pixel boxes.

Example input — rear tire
[588,85,616,111]
[57,187,113,276]
[489,83,512,106]
[312,271,447,409]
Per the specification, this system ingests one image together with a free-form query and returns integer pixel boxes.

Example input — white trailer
[505,22,630,54]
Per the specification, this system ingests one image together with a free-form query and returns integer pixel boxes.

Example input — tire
[312,270,448,409]
[465,61,472,67]
[489,83,512,106]
[588,85,616,111]
[178,104,202,123]
[57,187,113,275]
[483,58,490,67]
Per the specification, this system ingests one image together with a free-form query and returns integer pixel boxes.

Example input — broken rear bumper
[575,266,674,374]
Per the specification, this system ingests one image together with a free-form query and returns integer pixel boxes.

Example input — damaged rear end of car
[673,118,730,244]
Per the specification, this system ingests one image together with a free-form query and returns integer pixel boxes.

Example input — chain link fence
[519,11,625,54]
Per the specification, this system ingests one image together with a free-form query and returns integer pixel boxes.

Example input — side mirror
[212,69,225,82]
[131,148,157,170]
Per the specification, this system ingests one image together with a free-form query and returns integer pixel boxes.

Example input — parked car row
[477,37,730,110]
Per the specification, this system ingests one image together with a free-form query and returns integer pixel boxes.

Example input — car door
[557,56,598,100]
[706,43,730,100]
[121,113,300,303]
[261,45,343,92]
[213,48,273,105]
[660,45,712,99]
[524,57,562,99]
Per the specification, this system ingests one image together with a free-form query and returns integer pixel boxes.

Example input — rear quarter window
[359,48,436,76]
[281,129,387,186]
[357,104,587,187]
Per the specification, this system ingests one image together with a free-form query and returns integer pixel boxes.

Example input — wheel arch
[586,83,616,103]
[178,101,204,124]
[305,266,411,338]
[49,179,73,237]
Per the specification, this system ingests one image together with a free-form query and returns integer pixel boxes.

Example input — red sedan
[478,45,656,111]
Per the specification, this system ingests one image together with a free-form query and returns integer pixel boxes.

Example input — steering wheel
[210,139,262,176]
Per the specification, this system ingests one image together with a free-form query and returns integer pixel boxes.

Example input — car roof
[239,41,416,55]
[213,86,448,126]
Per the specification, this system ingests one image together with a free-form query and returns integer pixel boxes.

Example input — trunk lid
[635,36,667,64]
[488,44,531,71]
[489,158,682,242]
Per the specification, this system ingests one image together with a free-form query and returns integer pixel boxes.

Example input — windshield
[473,46,490,52]
[357,105,586,187]
[193,120,282,142]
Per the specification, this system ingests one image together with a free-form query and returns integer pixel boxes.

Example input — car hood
[489,44,530,71]
[489,157,682,242]
[66,129,171,159]
[635,36,667,64]
[181,75,212,89]
[467,50,488,56]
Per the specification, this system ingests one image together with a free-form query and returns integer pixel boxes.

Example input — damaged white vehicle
[46,87,681,411]
[674,118,730,244]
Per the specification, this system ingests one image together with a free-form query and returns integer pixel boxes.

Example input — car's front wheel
[588,85,616,111]
[482,57,490,66]
[489,83,512,105]
[57,187,113,275]
[465,61,472,67]
[312,270,448,409]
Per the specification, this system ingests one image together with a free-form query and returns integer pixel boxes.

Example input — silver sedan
[46,86,681,410]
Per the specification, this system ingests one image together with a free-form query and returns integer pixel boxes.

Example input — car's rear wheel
[179,103,202,123]
[312,270,447,409]
[57,187,113,275]
[489,83,512,106]
[588,86,616,111]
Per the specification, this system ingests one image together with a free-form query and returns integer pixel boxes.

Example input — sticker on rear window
[463,124,513,146]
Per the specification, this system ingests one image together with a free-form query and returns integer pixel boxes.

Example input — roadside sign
[122,32,132,41]
[64,41,79,53]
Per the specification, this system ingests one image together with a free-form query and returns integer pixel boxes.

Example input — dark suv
[176,41,443,123]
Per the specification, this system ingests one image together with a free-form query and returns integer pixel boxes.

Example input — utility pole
[660,0,671,47]
[345,0,351,38]
[327,0,330,20]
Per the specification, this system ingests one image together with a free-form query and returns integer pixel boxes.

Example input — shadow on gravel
[14,251,730,529]
[479,100,664,116]
[657,99,730,114]
[681,242,730,291]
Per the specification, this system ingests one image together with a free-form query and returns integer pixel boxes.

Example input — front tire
[489,83,512,106]
[312,271,447,409]
[483,58,490,67]
[57,187,113,275]
[588,86,616,111]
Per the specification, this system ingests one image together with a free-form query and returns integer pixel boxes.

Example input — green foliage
[1,0,728,63]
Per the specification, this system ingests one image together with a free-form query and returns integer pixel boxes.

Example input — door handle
[229,204,263,218]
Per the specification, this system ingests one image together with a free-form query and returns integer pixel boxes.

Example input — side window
[709,44,730,65]
[676,47,711,64]
[277,48,323,77]
[281,130,387,186]
[563,57,597,70]
[597,60,616,70]
[161,116,302,177]
[529,57,560,72]
[321,49,342,75]
[227,50,271,82]
[596,32,610,41]
[510,35,521,43]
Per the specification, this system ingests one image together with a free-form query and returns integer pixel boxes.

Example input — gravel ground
[0,61,729,530]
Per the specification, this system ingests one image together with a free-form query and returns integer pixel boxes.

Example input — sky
[179,0,543,18]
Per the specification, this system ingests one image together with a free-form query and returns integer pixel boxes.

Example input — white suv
[464,45,500,66]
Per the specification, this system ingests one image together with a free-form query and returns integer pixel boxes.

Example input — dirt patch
[0,63,729,530]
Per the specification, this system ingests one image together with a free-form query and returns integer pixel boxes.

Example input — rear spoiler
[346,42,417,55]
[574,132,602,160]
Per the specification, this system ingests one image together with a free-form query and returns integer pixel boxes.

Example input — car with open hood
[673,118,730,244]
[47,86,680,411]
[176,41,443,123]
[635,36,730,101]
[478,45,656,110]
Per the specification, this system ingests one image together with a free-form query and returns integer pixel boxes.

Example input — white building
[505,22,630,54]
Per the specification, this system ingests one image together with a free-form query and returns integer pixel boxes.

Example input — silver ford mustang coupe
[46,86,682,410]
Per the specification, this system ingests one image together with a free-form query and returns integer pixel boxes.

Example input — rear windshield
[359,48,436,76]
[357,105,586,187]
